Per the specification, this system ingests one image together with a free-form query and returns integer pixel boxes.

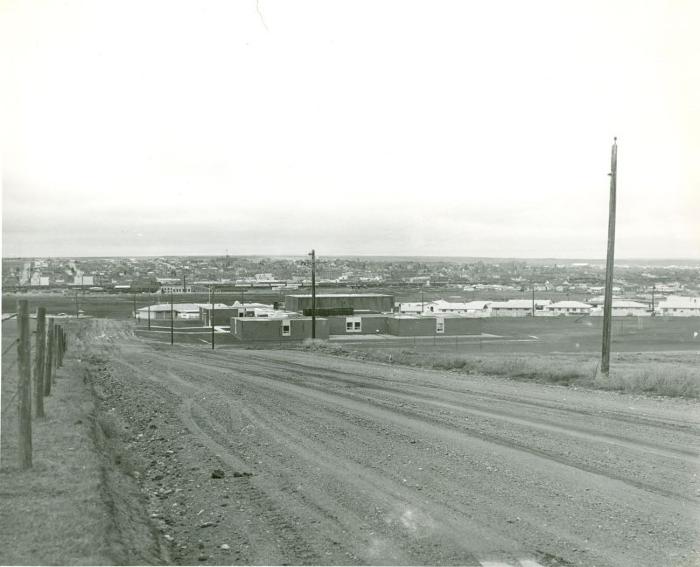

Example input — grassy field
[302,339,700,398]
[0,319,115,565]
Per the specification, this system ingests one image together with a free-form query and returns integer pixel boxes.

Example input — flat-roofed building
[544,301,592,316]
[285,293,394,314]
[489,299,551,317]
[657,296,700,317]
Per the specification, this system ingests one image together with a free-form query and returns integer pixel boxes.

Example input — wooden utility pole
[34,307,46,418]
[75,292,80,319]
[211,286,215,350]
[309,249,316,339]
[132,294,137,320]
[531,287,535,317]
[17,300,32,469]
[44,318,54,395]
[170,292,174,345]
[601,137,618,376]
[651,284,656,315]
[148,299,151,330]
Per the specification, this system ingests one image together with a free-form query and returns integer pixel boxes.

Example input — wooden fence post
[56,326,63,368]
[45,318,54,396]
[17,300,32,469]
[34,307,46,418]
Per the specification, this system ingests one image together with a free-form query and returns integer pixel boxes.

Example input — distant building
[135,303,201,320]
[160,285,192,294]
[544,301,592,316]
[231,317,329,341]
[285,293,394,314]
[72,275,94,286]
[590,300,650,317]
[657,296,700,317]
[489,299,551,317]
[425,300,492,317]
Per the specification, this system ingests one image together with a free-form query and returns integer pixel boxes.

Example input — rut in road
[108,335,698,567]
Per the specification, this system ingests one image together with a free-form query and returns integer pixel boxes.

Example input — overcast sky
[1,0,698,259]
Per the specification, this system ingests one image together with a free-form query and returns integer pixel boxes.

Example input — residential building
[657,296,700,317]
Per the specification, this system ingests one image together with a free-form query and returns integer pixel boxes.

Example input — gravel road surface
[85,321,699,566]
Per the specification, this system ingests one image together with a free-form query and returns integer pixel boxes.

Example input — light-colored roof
[287,293,392,298]
[658,296,700,309]
[430,300,491,310]
[546,301,592,309]
[490,299,551,309]
[611,300,648,308]
[138,303,215,313]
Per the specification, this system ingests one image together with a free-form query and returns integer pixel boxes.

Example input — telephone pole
[211,286,215,350]
[601,137,618,377]
[309,249,316,339]
[170,291,174,345]
[531,286,535,317]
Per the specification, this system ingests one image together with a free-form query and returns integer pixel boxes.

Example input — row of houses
[399,297,700,317]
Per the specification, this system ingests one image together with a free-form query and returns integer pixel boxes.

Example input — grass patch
[0,324,115,565]
[304,340,700,398]
[595,364,700,398]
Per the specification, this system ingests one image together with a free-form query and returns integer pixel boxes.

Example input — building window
[436,318,445,334]
[346,317,362,333]
[281,321,291,336]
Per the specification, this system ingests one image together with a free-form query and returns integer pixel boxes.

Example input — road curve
[87,323,699,566]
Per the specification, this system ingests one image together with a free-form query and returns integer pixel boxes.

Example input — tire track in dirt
[104,333,698,566]
[163,353,697,503]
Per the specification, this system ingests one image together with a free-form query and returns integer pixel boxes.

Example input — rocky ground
[77,319,699,566]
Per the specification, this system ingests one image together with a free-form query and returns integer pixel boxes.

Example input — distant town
[2,255,699,295]
[3,255,699,317]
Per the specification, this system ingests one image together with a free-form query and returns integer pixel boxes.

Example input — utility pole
[183,274,187,294]
[211,286,215,350]
[532,286,535,317]
[147,297,151,330]
[170,291,174,345]
[601,137,618,377]
[651,284,656,316]
[75,291,79,319]
[309,249,316,339]
[421,288,424,313]
[132,294,136,320]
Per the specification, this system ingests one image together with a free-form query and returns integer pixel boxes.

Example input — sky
[1,0,698,259]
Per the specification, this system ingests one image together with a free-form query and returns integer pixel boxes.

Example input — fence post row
[17,300,32,470]
[34,307,47,418]
[56,326,63,368]
[45,318,54,396]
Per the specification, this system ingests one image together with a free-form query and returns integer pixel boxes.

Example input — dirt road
[85,321,699,566]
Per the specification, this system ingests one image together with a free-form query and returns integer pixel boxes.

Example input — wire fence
[2,339,19,357]
[2,389,19,415]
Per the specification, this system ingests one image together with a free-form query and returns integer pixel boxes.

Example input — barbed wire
[2,314,18,322]
[2,339,19,357]
[1,389,19,414]
[2,359,18,373]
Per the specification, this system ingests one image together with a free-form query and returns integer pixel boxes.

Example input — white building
[489,299,552,317]
[590,300,650,317]
[657,296,700,317]
[544,301,592,316]
[425,299,492,317]
[396,302,426,314]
